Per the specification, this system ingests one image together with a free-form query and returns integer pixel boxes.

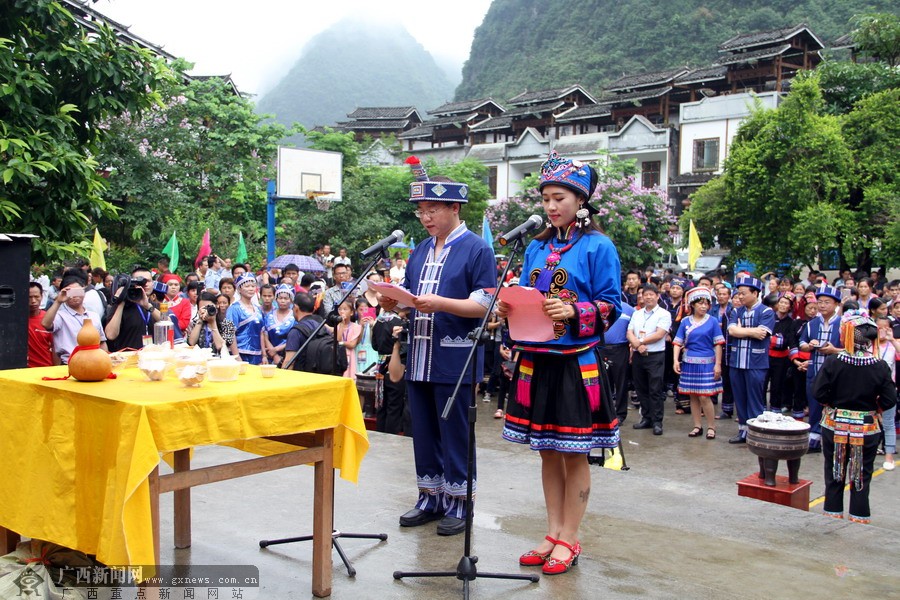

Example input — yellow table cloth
[0,365,368,568]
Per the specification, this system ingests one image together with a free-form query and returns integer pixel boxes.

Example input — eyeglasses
[414,207,447,219]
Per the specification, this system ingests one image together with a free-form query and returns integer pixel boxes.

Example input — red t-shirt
[28,311,54,367]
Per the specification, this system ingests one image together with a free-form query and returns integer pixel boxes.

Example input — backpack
[294,318,349,375]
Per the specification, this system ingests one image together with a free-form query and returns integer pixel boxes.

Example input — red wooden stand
[736,473,812,511]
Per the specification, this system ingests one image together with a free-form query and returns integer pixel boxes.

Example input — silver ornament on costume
[575,207,590,227]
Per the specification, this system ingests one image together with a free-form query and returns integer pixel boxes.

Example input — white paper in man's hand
[368,281,418,307]
[499,286,555,342]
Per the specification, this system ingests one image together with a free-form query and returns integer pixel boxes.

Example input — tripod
[393,236,539,598]
[264,251,390,576]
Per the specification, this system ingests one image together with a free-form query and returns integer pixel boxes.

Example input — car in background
[686,253,731,280]
[657,249,689,273]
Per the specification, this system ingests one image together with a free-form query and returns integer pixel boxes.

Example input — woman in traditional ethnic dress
[812,310,896,523]
[497,150,621,576]
[673,287,724,439]
[225,274,264,365]
[261,284,295,367]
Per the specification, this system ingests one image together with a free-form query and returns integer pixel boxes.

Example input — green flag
[161,231,179,274]
[235,231,248,264]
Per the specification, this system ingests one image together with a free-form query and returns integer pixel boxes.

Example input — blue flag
[482,215,494,250]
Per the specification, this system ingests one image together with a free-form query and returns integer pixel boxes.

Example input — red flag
[194,229,211,269]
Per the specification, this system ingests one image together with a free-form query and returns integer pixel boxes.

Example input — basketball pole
[266,180,277,264]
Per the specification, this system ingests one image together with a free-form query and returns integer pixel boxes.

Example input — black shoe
[652,424,663,436]
[436,515,466,536]
[633,419,652,430]
[807,445,822,454]
[399,508,442,527]
[728,434,746,444]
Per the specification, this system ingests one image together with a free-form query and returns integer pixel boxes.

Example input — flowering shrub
[486,160,675,268]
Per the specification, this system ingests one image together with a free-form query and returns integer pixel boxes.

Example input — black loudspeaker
[0,235,34,370]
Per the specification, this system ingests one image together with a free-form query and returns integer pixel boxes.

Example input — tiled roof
[674,66,728,85]
[397,124,434,139]
[831,34,855,49]
[718,24,823,52]
[469,116,514,132]
[553,132,609,155]
[346,106,417,119]
[429,98,502,115]
[503,100,566,117]
[606,68,690,92]
[343,119,412,130]
[507,85,594,105]
[467,143,507,162]
[714,44,791,66]
[601,86,673,104]
[554,104,612,122]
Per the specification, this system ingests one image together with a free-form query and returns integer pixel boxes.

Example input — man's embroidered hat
[734,276,763,292]
[670,277,690,290]
[814,284,841,301]
[406,156,469,204]
[539,150,599,213]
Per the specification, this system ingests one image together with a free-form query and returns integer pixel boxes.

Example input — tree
[0,0,172,262]
[852,12,900,67]
[687,69,899,273]
[96,63,295,268]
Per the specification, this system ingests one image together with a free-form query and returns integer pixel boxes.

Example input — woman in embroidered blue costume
[673,287,724,439]
[226,273,264,364]
[812,309,896,524]
[261,284,296,367]
[497,150,622,575]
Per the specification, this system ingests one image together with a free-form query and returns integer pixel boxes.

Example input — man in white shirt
[627,284,672,435]
[41,272,108,364]
[333,248,352,270]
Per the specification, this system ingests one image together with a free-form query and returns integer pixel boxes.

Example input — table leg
[311,429,334,598]
[173,449,192,549]
[149,466,160,565]
[0,527,20,554]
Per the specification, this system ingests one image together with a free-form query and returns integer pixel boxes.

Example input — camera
[127,277,148,302]
[396,318,410,346]
[204,304,217,317]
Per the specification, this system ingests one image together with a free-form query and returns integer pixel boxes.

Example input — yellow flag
[688,220,703,270]
[90,228,107,271]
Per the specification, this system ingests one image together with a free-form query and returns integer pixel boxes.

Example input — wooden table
[0,365,368,597]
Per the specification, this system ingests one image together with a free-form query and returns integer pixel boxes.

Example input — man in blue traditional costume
[381,156,495,536]
[798,285,843,451]
[726,276,775,443]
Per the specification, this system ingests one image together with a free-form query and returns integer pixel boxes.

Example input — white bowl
[206,358,241,382]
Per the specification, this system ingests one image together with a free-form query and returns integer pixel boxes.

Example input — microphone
[360,230,405,259]
[498,215,544,247]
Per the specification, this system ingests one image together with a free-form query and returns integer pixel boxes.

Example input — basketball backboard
[276,147,343,201]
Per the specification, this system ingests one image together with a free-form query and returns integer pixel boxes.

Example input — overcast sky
[93,0,493,97]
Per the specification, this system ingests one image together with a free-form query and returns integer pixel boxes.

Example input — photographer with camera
[187,292,240,357]
[372,303,410,435]
[104,267,161,352]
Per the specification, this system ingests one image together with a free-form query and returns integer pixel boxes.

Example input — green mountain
[257,19,455,129]
[457,0,898,101]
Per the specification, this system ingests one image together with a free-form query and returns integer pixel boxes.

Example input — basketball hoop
[306,190,335,211]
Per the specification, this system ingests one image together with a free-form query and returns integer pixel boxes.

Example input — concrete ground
[158,397,900,599]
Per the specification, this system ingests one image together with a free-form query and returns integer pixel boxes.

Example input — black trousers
[822,429,880,519]
[766,356,791,411]
[377,376,410,436]
[600,343,630,424]
[788,366,807,415]
[632,351,666,425]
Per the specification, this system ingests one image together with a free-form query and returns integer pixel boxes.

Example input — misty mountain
[457,0,898,101]
[256,19,456,129]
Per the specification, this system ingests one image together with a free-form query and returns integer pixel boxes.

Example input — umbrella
[267,254,326,273]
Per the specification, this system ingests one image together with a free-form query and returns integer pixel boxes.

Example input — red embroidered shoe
[519,535,558,566]
[542,540,581,575]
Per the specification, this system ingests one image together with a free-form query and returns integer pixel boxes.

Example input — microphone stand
[261,250,389,577]
[393,235,540,598]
